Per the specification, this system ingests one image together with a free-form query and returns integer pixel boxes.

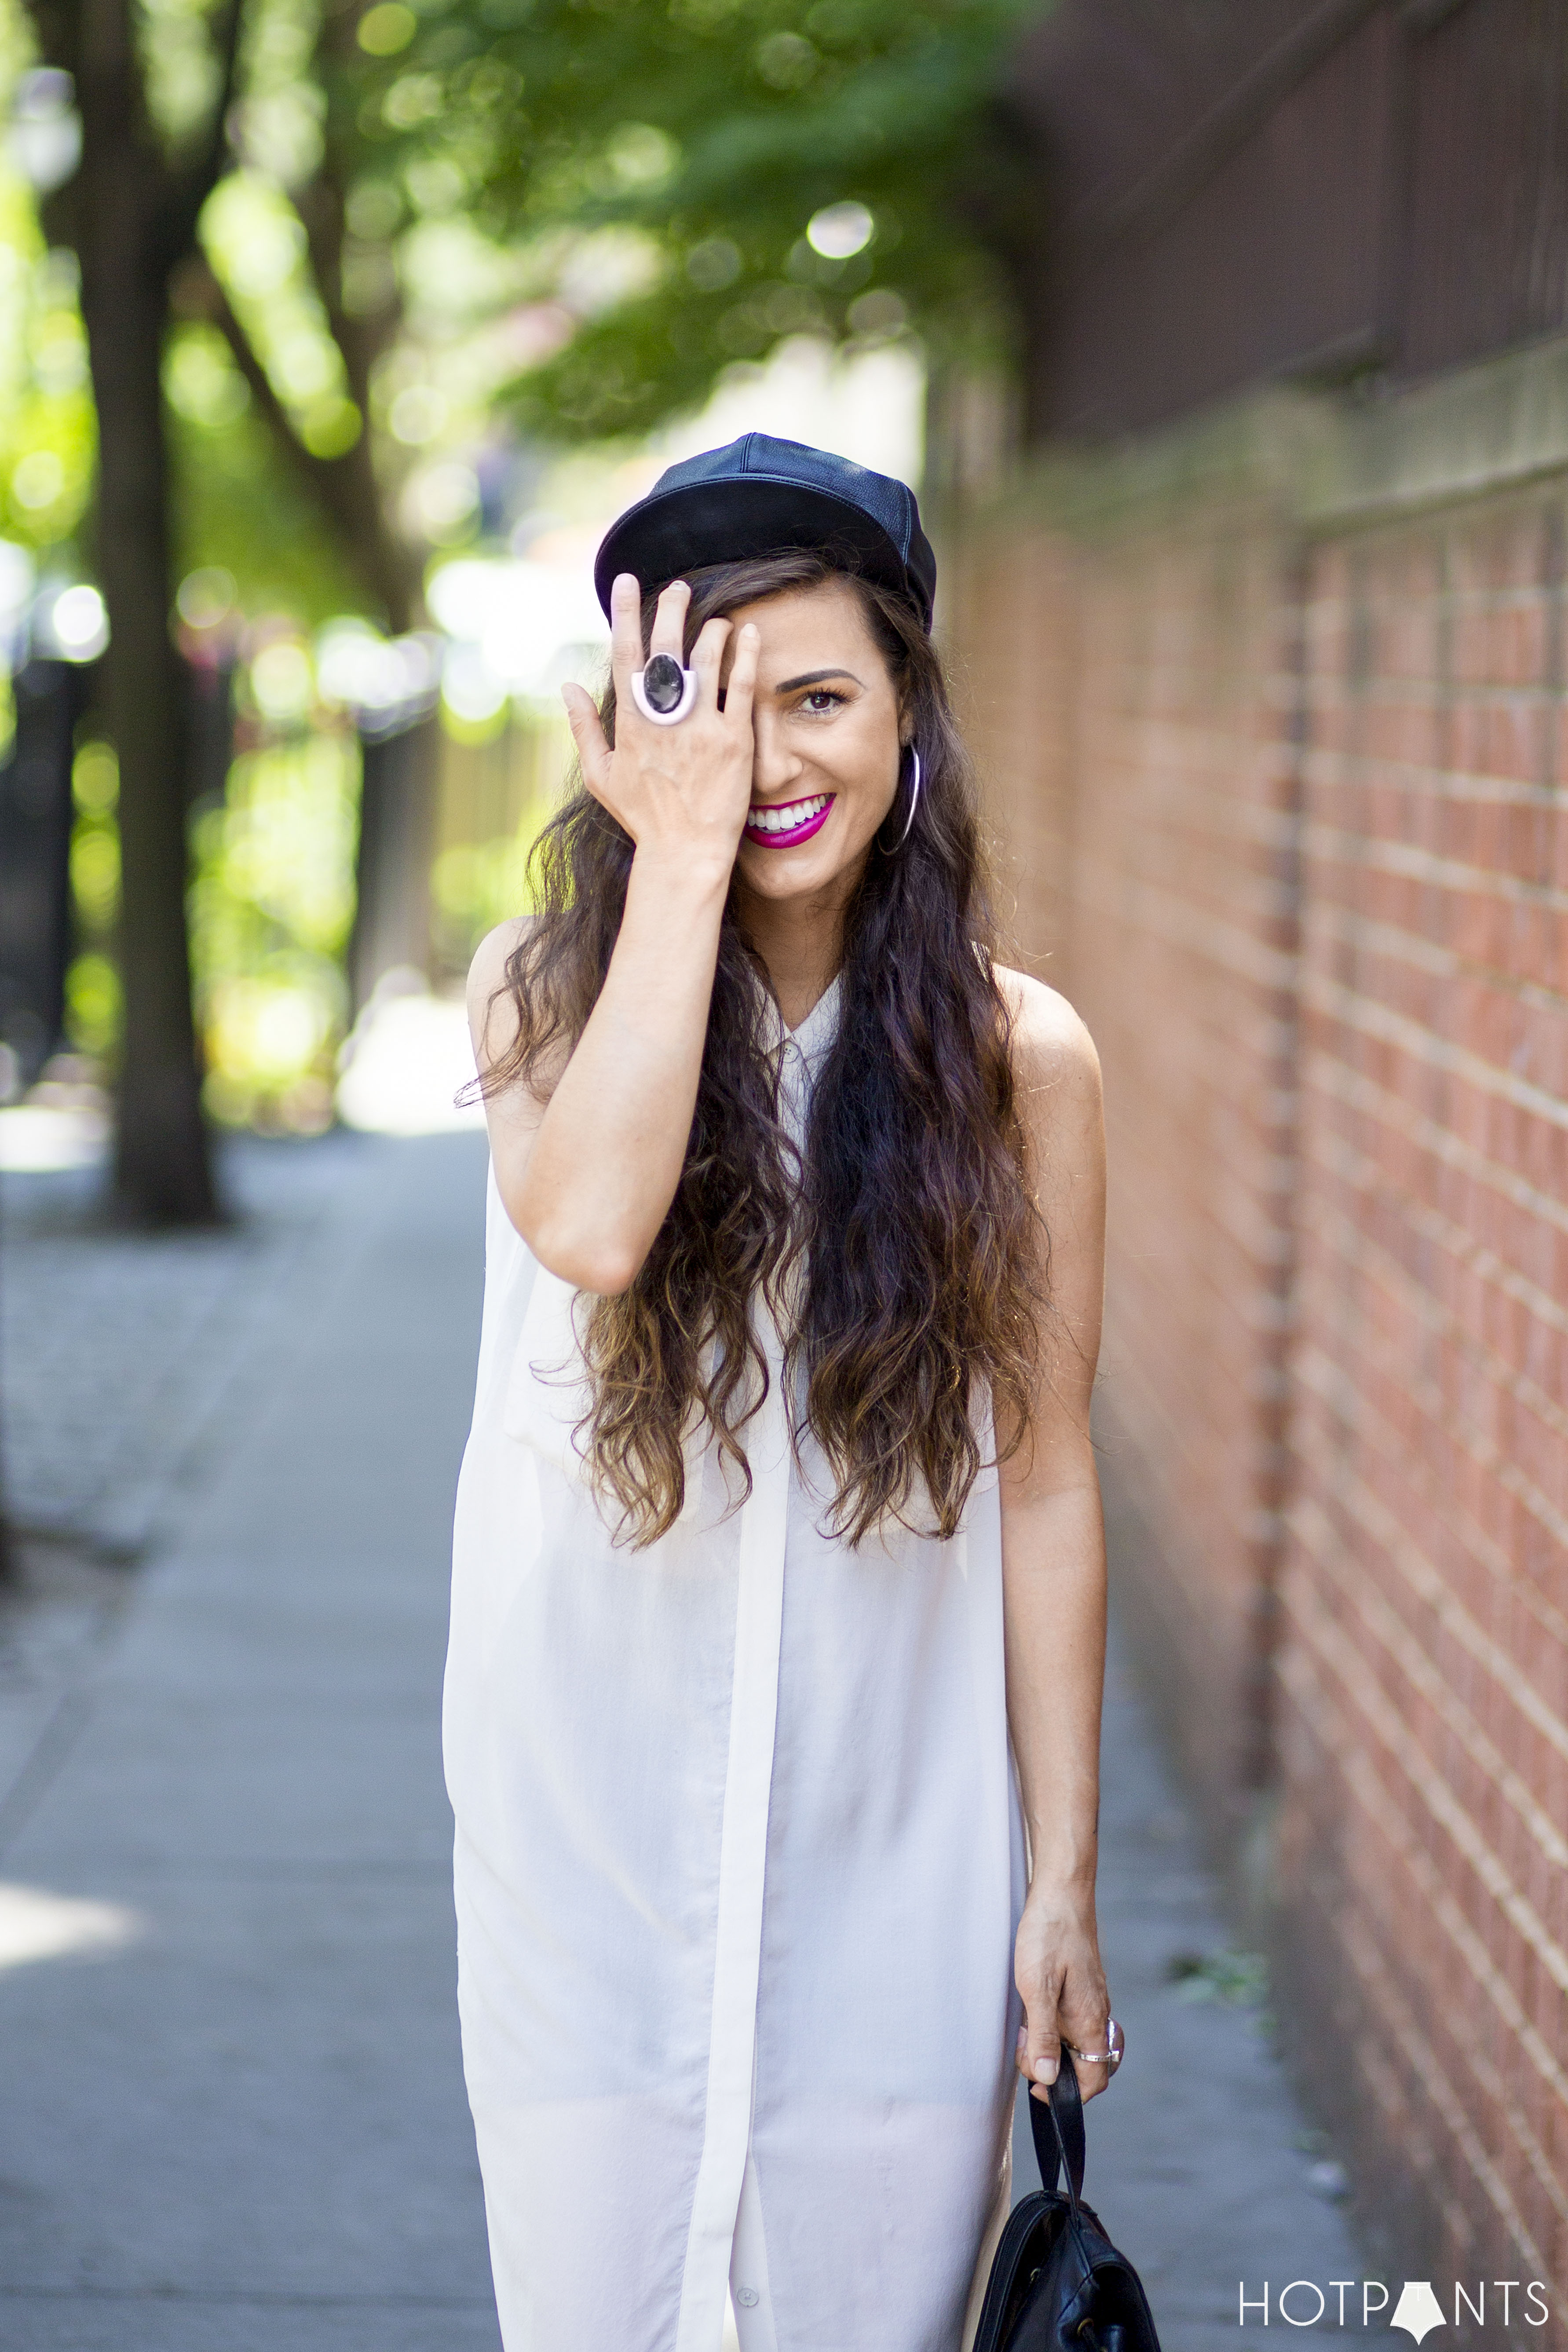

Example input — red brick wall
[943,439,1568,2297]
[1279,494,1568,2291]
[949,490,1303,1827]
[945,528,1078,981]
[1073,504,1306,1830]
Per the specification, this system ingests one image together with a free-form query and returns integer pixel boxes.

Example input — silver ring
[631,654,697,726]
[1062,2019,1124,2076]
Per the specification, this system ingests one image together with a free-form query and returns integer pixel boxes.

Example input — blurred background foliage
[0,0,1027,1137]
[190,724,360,1133]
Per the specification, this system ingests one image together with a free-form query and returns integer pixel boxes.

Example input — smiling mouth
[744,793,834,848]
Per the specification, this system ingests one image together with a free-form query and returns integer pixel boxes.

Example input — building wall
[945,527,1078,981]
[942,350,1568,2297]
[1281,488,1568,2290]
[947,447,1310,1830]
[1006,0,1568,438]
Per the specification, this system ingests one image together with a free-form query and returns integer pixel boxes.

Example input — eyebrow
[771,666,864,694]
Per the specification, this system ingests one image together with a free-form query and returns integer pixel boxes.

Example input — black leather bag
[971,2052,1161,2352]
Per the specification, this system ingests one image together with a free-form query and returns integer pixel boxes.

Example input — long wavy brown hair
[483,548,1044,1547]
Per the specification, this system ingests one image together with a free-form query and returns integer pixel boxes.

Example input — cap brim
[595,475,931,627]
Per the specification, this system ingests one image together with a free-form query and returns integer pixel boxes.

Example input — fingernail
[1034,2057,1058,2084]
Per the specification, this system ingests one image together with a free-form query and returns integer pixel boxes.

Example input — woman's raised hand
[507,574,760,1286]
[562,574,760,882]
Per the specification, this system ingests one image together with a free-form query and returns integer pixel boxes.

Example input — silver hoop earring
[879,747,921,854]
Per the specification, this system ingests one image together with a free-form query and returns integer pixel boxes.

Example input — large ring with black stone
[631,652,698,726]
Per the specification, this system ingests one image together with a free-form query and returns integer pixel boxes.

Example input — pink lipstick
[743,794,834,849]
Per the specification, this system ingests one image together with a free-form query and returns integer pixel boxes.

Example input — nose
[750,706,803,798]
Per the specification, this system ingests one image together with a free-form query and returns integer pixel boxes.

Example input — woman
[446,434,1114,2352]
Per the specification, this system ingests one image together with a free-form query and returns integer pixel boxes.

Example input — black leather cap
[594,432,936,631]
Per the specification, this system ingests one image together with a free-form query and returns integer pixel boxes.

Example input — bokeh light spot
[807,201,873,260]
[358,3,417,55]
[50,584,108,659]
[12,449,64,509]
[176,567,238,629]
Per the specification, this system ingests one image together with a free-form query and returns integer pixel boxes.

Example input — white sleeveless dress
[444,979,1026,2352]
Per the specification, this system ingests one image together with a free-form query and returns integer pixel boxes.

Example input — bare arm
[468,574,760,1294]
[997,972,1113,2104]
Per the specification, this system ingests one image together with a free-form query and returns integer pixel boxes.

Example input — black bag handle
[1027,2046,1086,2210]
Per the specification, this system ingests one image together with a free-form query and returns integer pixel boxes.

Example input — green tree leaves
[347,0,1034,444]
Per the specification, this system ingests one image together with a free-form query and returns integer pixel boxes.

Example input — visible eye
[797,687,847,715]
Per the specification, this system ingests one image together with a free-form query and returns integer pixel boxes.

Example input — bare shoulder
[467,917,532,1067]
[993,964,1101,1100]
[994,968,1104,1223]
[467,917,530,1017]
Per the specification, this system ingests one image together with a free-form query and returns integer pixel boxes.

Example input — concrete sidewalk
[1,1128,1361,2350]
[1,1131,500,2350]
[1009,1611,1365,2338]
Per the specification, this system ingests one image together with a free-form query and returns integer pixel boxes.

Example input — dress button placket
[672,1325,789,2352]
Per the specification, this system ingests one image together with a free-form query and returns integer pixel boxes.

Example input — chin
[739,845,838,898]
[738,817,873,896]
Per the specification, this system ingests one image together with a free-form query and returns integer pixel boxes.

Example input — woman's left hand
[1014,1880,1114,2106]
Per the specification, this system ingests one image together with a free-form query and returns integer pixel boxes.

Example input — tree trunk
[0,657,86,1083]
[88,293,218,1221]
[349,715,438,1013]
[0,1189,13,1588]
[70,0,221,1224]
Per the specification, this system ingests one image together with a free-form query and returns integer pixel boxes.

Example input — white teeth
[748,794,830,834]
